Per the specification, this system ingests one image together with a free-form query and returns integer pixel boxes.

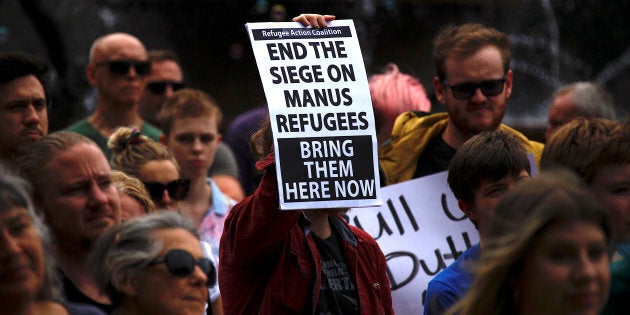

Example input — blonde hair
[111,170,156,214]
[108,127,179,178]
[159,88,222,136]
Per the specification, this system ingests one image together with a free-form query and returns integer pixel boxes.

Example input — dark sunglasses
[147,81,185,94]
[95,60,151,76]
[142,179,190,202]
[149,249,216,286]
[442,76,506,100]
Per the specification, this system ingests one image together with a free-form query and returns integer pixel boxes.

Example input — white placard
[246,20,381,210]
[345,171,480,315]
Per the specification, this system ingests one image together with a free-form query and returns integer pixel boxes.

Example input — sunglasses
[442,76,506,100]
[147,81,185,94]
[149,249,216,286]
[142,179,190,202]
[95,60,151,76]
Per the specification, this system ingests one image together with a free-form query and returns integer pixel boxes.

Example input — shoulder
[60,301,108,315]
[64,118,91,132]
[141,121,163,140]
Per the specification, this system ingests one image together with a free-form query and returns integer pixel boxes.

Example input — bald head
[89,33,148,63]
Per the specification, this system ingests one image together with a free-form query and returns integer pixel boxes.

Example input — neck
[180,178,212,226]
[54,241,112,305]
[303,211,332,239]
[442,122,472,149]
[90,103,143,138]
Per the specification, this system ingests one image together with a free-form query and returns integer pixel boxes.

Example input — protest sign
[345,171,480,314]
[246,20,381,210]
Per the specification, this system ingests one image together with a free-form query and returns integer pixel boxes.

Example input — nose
[23,104,41,125]
[160,189,174,208]
[573,252,600,284]
[191,264,209,286]
[192,138,203,152]
[164,85,175,98]
[87,183,109,209]
[470,87,487,102]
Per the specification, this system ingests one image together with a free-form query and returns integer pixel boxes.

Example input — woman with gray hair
[88,211,220,315]
[0,170,105,314]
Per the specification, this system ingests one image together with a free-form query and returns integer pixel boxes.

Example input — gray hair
[88,211,199,306]
[554,82,617,120]
[0,169,63,301]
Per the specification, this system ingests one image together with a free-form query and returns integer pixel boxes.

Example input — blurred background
[1,0,629,141]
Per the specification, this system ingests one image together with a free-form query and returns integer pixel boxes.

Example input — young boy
[424,129,532,314]
[159,88,237,261]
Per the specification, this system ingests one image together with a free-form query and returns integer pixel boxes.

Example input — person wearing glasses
[18,131,122,313]
[107,126,223,314]
[108,126,189,211]
[65,33,162,159]
[138,49,245,202]
[378,23,544,185]
[88,211,220,315]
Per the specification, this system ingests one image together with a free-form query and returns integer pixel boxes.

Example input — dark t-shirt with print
[414,134,456,179]
[312,228,360,315]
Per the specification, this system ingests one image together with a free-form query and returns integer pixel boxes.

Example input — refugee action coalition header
[246,20,381,210]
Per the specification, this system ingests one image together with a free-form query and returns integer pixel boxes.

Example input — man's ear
[458,199,477,222]
[117,273,138,298]
[85,63,97,87]
[433,76,446,104]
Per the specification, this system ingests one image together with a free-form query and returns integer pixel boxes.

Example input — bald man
[66,33,162,158]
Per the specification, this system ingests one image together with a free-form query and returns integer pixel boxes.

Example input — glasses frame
[147,81,185,94]
[149,249,216,287]
[95,59,152,76]
[142,178,191,202]
[442,75,507,100]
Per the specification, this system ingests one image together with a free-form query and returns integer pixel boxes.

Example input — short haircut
[148,49,181,65]
[448,169,614,315]
[159,88,222,136]
[0,52,50,103]
[540,117,621,179]
[553,82,616,121]
[433,23,512,80]
[0,170,63,301]
[369,63,431,138]
[108,127,179,179]
[448,130,531,205]
[18,131,97,199]
[581,122,630,184]
[111,170,156,214]
[88,211,199,306]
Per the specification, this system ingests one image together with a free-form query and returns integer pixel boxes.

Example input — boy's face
[459,169,529,242]
[162,116,220,179]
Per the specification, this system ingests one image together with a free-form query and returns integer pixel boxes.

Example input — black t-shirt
[312,228,360,315]
[413,134,457,179]
[60,269,114,314]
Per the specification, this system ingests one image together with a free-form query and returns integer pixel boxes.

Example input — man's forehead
[0,75,45,103]
[92,34,148,62]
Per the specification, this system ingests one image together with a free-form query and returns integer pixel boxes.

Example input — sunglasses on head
[95,60,152,76]
[442,75,506,100]
[142,179,190,202]
[147,81,185,94]
[149,249,216,287]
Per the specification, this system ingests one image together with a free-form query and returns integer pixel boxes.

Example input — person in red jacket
[219,118,393,314]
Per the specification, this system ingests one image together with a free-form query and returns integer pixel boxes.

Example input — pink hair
[369,63,431,139]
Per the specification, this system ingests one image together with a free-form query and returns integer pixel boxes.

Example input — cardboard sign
[345,171,480,314]
[246,20,381,210]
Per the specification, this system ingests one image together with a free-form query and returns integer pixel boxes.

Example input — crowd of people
[0,11,627,315]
